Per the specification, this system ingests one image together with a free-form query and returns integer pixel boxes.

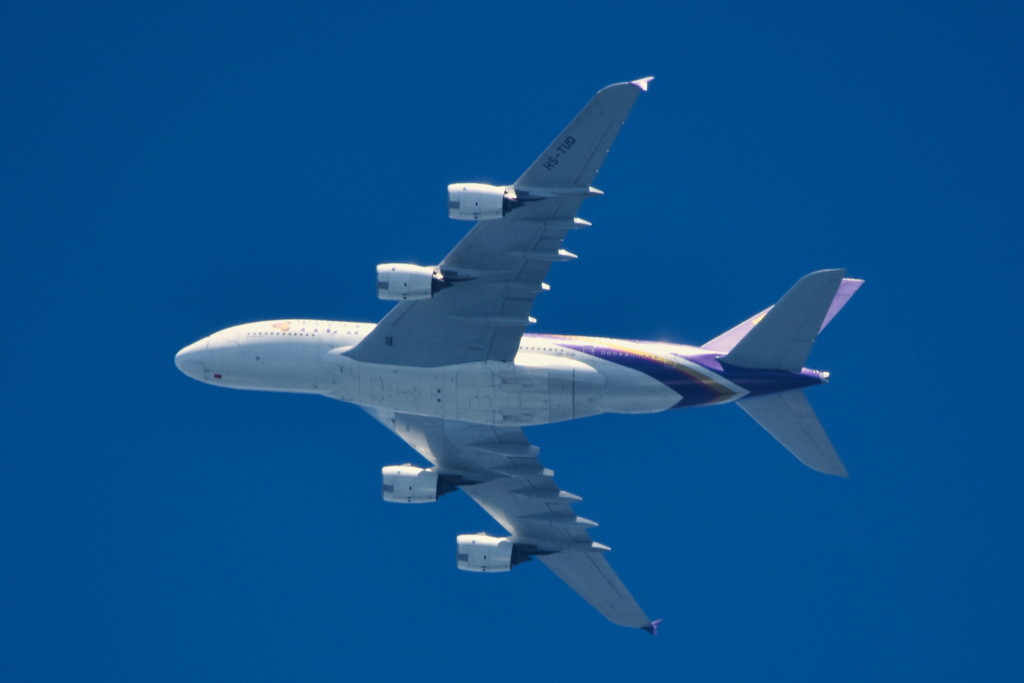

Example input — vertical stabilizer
[737,389,848,477]
[720,269,845,371]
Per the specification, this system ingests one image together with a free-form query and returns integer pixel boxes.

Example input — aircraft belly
[341,354,677,426]
[579,357,683,414]
[341,361,559,426]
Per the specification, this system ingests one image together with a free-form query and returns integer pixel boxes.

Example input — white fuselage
[175,319,746,426]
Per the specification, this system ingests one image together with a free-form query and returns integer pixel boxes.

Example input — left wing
[347,78,652,368]
[362,407,654,631]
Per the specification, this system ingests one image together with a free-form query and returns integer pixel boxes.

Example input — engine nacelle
[376,263,438,301]
[456,533,517,572]
[381,465,441,503]
[447,183,520,221]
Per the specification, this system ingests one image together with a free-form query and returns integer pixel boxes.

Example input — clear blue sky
[4,2,1022,680]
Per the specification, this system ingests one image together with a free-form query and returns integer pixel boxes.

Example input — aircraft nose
[175,338,209,381]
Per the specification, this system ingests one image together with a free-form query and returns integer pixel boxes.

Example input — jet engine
[455,533,535,572]
[376,264,441,301]
[381,465,444,503]
[447,183,522,221]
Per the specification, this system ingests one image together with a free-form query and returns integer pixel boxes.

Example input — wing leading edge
[347,78,652,368]
[361,407,654,630]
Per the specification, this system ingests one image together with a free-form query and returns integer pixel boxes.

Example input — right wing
[361,407,654,631]
[346,78,652,368]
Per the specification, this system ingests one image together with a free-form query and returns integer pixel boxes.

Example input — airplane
[175,77,862,633]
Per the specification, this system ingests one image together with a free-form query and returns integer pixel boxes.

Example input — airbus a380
[175,78,862,633]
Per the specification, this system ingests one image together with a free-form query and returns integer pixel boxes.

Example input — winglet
[642,618,664,636]
[631,76,655,91]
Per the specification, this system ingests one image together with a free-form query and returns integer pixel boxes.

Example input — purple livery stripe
[526,333,826,407]
[528,334,741,408]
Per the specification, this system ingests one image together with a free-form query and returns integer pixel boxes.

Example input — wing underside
[346,78,651,367]
[361,407,653,630]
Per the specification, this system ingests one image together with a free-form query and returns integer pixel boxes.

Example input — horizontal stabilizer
[720,269,845,371]
[703,278,863,353]
[737,389,848,477]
